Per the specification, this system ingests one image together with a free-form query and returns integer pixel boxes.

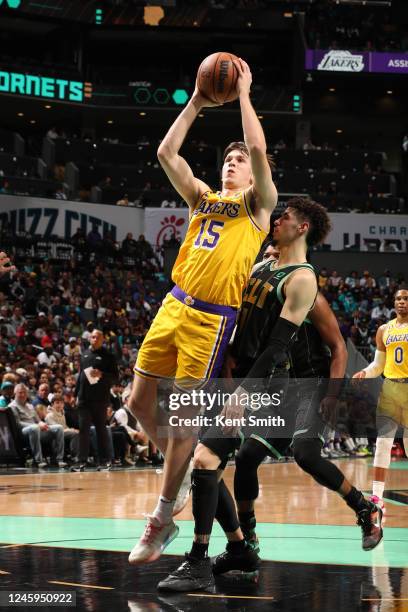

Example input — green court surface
[0,516,406,568]
[373,459,408,470]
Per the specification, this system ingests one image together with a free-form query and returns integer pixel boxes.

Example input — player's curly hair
[223,141,275,172]
[287,197,332,247]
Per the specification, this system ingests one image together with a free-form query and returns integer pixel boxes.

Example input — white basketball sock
[152,496,175,525]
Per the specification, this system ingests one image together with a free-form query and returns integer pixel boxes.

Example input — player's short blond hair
[223,141,275,171]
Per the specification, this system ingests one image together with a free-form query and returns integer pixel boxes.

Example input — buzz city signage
[0,196,407,253]
[0,69,92,102]
[305,49,408,75]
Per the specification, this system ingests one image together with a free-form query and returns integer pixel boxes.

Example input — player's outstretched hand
[0,251,16,276]
[352,371,366,379]
[233,58,252,98]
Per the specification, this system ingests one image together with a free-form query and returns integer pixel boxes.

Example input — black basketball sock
[191,468,219,537]
[215,479,240,533]
[343,486,369,513]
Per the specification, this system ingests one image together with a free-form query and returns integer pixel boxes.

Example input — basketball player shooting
[128,56,277,564]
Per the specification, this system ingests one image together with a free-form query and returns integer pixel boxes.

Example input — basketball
[197,51,239,104]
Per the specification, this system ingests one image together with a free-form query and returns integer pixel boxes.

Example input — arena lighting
[0,0,21,8]
[95,8,103,25]
[334,0,391,5]
[292,94,302,112]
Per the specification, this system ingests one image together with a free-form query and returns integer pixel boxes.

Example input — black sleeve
[240,317,299,389]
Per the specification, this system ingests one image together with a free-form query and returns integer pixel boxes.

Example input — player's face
[221,149,252,190]
[272,208,309,246]
[394,290,408,315]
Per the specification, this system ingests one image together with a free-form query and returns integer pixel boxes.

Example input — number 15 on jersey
[194,219,224,250]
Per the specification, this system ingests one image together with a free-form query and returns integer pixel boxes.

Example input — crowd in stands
[317,267,404,359]
[0,233,406,467]
[1,123,405,214]
[305,2,406,52]
[0,240,168,468]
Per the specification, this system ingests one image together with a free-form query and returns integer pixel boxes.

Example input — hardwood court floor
[1,458,407,526]
[0,458,407,611]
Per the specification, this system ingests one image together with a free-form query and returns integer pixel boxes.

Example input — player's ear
[298,221,309,236]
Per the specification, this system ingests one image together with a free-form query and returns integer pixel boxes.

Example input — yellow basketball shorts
[134,285,237,384]
[378,378,408,428]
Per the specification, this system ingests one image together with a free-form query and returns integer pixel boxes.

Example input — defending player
[158,198,383,593]
[353,287,408,517]
[128,58,277,564]
[210,269,348,575]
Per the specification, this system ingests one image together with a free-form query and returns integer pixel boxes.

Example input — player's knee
[293,439,320,473]
[373,436,394,469]
[193,443,220,470]
[235,445,251,472]
[128,390,149,419]
[235,438,266,472]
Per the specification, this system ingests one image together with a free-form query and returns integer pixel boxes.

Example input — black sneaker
[357,501,383,551]
[97,462,112,471]
[157,554,214,592]
[212,543,260,576]
[70,463,86,472]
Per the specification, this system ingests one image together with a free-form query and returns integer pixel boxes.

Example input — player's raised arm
[234,59,278,218]
[353,325,386,379]
[309,293,347,379]
[157,88,217,209]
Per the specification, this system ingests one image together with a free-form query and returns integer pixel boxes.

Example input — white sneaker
[173,460,192,516]
[128,516,179,564]
[58,461,67,468]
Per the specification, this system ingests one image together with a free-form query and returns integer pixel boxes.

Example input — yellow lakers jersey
[383,318,408,379]
[172,190,267,307]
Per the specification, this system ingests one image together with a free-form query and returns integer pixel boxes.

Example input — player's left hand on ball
[233,58,252,97]
[192,84,223,108]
